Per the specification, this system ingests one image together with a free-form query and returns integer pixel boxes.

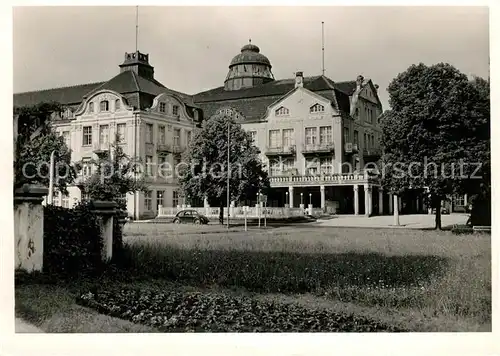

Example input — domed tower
[224,40,275,91]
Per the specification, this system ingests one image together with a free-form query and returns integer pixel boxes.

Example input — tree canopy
[80,136,149,211]
[380,63,490,229]
[179,113,269,222]
[14,102,76,192]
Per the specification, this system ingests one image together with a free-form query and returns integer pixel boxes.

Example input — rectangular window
[269,129,281,148]
[454,195,465,206]
[83,126,92,146]
[305,127,317,145]
[320,157,333,174]
[117,123,126,143]
[158,125,166,144]
[145,156,153,176]
[305,157,319,175]
[115,99,121,110]
[156,191,165,207]
[172,105,179,116]
[282,158,295,172]
[270,160,281,176]
[158,156,170,177]
[145,123,153,143]
[82,157,92,176]
[61,193,70,208]
[100,100,109,112]
[62,131,70,148]
[53,192,60,207]
[282,129,294,147]
[173,190,179,207]
[319,126,332,145]
[159,102,166,113]
[144,190,153,211]
[99,125,109,146]
[354,130,359,145]
[343,127,349,144]
[167,124,172,132]
[249,130,257,144]
[173,128,181,146]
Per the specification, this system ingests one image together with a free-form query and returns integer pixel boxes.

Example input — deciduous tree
[179,114,270,224]
[381,63,490,229]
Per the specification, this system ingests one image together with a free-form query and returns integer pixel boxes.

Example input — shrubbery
[77,288,405,332]
[43,202,104,276]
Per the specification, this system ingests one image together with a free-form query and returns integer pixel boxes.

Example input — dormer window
[100,100,109,112]
[88,102,94,113]
[159,102,166,113]
[310,103,324,113]
[115,99,121,110]
[172,105,179,116]
[275,107,289,116]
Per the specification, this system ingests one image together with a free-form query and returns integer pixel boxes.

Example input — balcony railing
[269,172,378,186]
[302,143,334,154]
[344,143,359,154]
[265,145,296,156]
[157,143,172,153]
[363,147,382,158]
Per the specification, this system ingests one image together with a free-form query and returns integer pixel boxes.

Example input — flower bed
[76,288,405,332]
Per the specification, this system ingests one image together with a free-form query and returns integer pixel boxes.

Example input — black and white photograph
[2,2,497,355]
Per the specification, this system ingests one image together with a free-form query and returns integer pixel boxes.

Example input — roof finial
[249,38,251,44]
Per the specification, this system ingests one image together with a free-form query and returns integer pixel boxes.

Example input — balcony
[265,145,296,156]
[157,143,172,154]
[344,143,359,154]
[363,147,382,160]
[172,145,186,155]
[269,172,379,187]
[93,142,110,157]
[302,143,335,155]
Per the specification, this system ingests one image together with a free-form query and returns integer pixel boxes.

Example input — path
[315,213,468,229]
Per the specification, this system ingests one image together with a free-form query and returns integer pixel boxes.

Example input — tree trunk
[219,201,224,225]
[434,197,442,230]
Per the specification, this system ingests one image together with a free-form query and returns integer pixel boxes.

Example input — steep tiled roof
[14,70,198,112]
[332,80,357,95]
[193,75,352,121]
[14,82,104,108]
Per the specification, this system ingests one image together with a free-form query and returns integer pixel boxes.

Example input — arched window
[88,102,94,113]
[275,107,289,116]
[115,99,121,111]
[100,100,109,112]
[310,103,325,113]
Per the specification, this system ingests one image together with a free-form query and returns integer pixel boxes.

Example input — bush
[76,288,405,332]
[43,202,104,276]
[470,195,491,226]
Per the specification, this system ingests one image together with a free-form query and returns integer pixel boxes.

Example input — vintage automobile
[172,209,210,225]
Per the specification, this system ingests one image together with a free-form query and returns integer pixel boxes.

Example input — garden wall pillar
[353,185,359,215]
[14,184,48,273]
[90,201,117,262]
[378,188,384,215]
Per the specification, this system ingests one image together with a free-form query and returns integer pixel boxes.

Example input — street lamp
[285,191,289,207]
[300,192,303,205]
[309,193,312,205]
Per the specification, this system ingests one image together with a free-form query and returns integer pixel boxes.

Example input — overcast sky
[13,6,489,109]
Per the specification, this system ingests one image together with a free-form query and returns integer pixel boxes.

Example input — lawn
[15,223,491,332]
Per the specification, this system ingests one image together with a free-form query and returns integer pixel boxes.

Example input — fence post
[90,200,117,261]
[14,184,48,272]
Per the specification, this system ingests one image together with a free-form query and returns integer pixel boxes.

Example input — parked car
[173,209,209,225]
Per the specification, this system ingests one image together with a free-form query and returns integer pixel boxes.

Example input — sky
[13,6,489,110]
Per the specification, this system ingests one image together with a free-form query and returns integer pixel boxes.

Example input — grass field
[15,223,491,332]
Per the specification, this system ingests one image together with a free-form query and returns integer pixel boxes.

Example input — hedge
[43,202,104,276]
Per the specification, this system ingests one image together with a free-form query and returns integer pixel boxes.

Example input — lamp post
[285,191,289,207]
[300,192,303,205]
[47,150,56,204]
[309,193,312,205]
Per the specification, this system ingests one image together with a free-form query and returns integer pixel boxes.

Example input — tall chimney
[295,71,304,88]
[356,75,364,90]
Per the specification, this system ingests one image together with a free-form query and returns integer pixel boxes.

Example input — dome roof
[229,43,271,67]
